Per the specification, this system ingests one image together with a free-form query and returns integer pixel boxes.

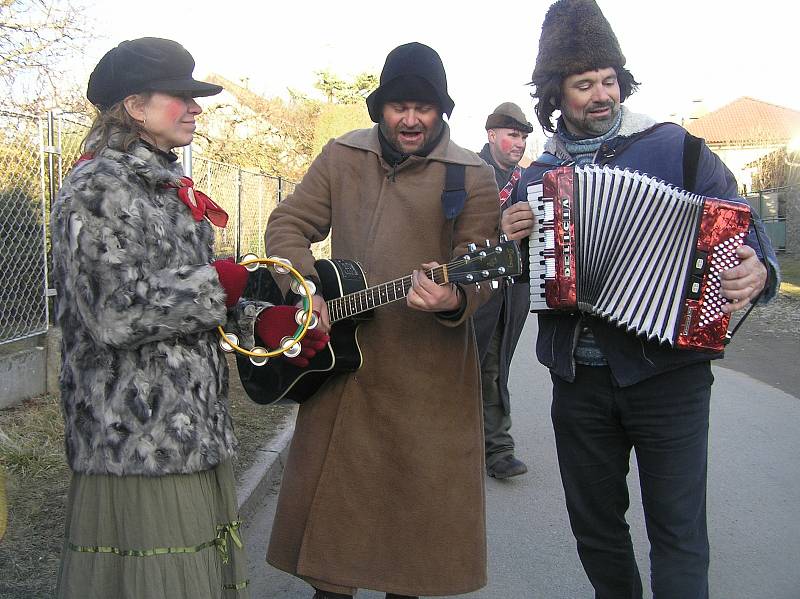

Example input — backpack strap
[683,132,703,193]
[441,162,467,220]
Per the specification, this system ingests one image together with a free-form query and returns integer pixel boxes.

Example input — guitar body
[234,240,521,405]
[236,259,372,405]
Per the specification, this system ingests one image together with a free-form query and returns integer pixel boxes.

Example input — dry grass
[778,254,800,297]
[0,395,69,598]
[0,356,294,598]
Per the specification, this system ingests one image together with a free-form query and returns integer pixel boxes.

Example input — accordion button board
[528,165,751,352]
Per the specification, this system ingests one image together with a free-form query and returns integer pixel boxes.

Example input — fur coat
[51,134,260,476]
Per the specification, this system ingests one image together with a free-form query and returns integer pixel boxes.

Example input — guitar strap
[441,163,467,220]
[441,162,467,254]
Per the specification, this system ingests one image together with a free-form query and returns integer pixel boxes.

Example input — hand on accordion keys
[255,306,330,367]
[501,202,536,241]
[719,245,768,313]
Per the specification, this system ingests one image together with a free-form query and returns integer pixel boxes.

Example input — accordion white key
[528,165,751,352]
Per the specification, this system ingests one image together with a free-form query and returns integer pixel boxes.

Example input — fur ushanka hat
[531,0,626,86]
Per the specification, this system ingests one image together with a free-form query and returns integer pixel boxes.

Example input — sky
[70,0,799,156]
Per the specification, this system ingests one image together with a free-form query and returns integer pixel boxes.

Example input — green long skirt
[56,460,249,599]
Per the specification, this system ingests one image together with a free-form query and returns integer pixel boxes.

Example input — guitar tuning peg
[474,284,481,293]
[491,280,500,289]
[500,233,508,243]
[485,239,492,247]
[468,242,477,252]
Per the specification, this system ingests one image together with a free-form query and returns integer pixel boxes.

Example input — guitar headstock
[447,239,522,285]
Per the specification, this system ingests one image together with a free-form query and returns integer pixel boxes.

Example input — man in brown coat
[264,43,500,598]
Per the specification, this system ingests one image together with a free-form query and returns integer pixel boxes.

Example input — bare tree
[1,0,89,109]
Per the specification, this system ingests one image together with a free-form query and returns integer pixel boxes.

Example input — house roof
[685,97,800,146]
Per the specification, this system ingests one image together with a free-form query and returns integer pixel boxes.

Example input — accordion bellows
[528,165,751,352]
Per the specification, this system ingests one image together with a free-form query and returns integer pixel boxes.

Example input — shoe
[487,455,528,479]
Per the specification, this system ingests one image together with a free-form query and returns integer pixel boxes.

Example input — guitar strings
[327,258,475,322]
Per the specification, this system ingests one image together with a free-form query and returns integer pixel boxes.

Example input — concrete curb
[236,404,298,518]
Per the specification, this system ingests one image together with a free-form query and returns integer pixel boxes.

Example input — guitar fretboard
[327,263,454,323]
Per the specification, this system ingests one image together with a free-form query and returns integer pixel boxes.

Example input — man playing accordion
[505,1,780,598]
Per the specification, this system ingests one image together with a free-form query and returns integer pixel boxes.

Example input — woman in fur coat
[50,38,326,599]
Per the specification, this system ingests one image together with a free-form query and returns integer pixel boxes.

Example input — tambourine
[217,253,318,367]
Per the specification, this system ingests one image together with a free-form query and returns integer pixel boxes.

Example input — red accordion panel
[543,167,577,309]
[675,199,751,352]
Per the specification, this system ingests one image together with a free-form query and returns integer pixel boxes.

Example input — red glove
[212,259,249,308]
[255,306,330,367]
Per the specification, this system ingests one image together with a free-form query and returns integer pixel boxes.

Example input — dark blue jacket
[518,117,780,386]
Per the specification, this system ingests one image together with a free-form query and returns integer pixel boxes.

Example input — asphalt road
[241,319,800,598]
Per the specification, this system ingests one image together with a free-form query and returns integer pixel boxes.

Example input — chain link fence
[0,109,298,347]
[191,156,296,259]
[0,110,47,345]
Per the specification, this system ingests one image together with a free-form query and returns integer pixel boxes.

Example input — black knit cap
[87,37,222,110]
[366,42,455,123]
[531,0,625,86]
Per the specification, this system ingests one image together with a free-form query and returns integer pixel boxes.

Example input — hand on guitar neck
[408,261,462,312]
[307,260,461,331]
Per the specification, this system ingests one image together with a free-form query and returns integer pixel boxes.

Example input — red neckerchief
[73,153,228,228]
[74,152,94,167]
[162,177,229,228]
[499,166,522,206]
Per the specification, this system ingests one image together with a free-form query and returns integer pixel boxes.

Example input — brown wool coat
[264,124,500,596]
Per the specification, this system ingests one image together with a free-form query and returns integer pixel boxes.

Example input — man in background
[474,102,534,479]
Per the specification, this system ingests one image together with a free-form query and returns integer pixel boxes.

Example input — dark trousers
[551,362,713,599]
[482,323,514,466]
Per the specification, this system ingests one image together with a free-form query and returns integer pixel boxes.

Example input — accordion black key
[528,165,751,352]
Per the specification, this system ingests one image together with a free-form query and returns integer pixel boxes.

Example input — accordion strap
[683,133,703,193]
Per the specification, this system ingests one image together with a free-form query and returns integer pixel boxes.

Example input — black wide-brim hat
[87,37,222,110]
[366,42,455,122]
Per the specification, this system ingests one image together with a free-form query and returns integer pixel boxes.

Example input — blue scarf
[557,110,622,166]
[555,110,623,366]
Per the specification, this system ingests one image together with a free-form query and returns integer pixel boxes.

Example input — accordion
[528,165,751,352]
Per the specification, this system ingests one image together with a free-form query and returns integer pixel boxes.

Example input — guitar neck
[327,264,452,323]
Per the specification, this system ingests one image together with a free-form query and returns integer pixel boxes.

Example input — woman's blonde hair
[82,93,152,153]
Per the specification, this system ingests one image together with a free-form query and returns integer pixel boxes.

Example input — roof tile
[685,97,800,145]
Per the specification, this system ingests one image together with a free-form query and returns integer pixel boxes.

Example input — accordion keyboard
[527,182,552,310]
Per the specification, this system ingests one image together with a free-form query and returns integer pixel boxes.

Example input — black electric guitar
[236,240,521,405]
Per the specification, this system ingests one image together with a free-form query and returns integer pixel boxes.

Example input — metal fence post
[45,111,59,209]
[44,112,63,323]
[182,144,193,178]
[236,167,242,259]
